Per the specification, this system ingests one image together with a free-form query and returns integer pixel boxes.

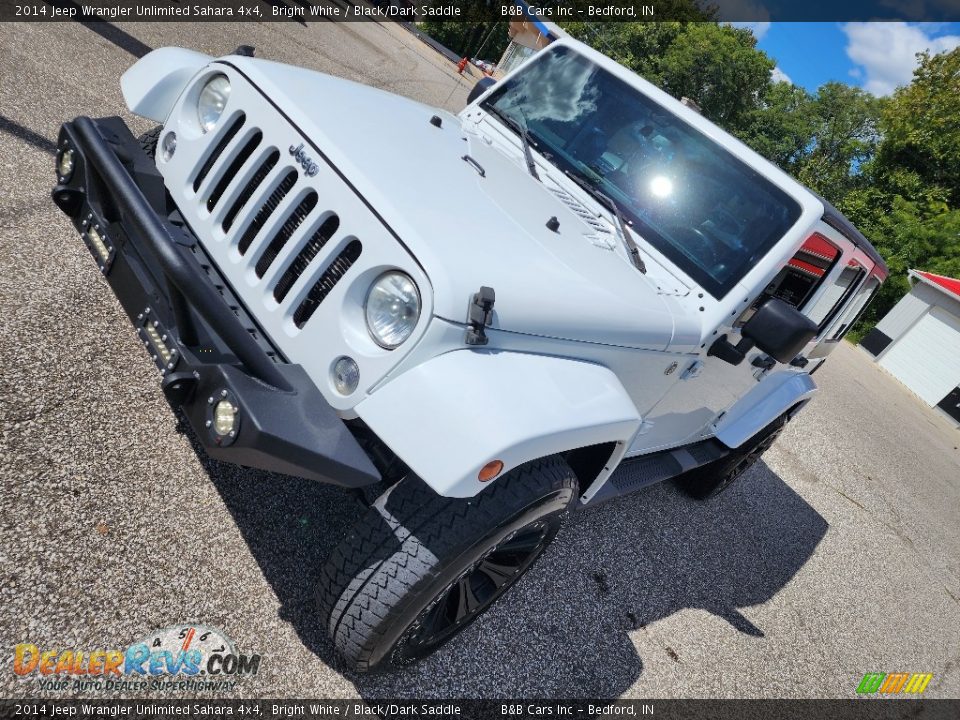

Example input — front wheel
[319,456,577,672]
[674,415,787,500]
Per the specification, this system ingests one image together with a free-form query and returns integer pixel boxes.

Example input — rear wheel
[675,415,787,500]
[319,456,577,672]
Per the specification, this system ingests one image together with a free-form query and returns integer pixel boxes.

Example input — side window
[828,277,880,340]
[805,261,866,330]
[738,233,841,327]
[768,233,842,308]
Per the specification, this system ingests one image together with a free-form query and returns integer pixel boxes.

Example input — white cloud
[771,66,792,84]
[843,22,960,96]
[730,21,772,41]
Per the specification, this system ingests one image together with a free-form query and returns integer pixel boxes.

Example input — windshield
[481,45,802,298]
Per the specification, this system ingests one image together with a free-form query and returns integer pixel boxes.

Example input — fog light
[332,356,359,395]
[213,399,238,436]
[58,148,75,180]
[87,225,110,263]
[161,132,177,162]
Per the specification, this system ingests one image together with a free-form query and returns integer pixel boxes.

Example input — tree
[794,82,883,202]
[417,20,509,63]
[735,80,815,171]
[653,23,775,128]
[876,48,960,206]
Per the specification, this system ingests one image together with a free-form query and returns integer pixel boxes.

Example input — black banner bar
[2,0,960,23]
[2,700,960,720]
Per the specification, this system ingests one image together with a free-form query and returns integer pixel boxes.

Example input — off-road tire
[675,415,787,500]
[138,126,162,159]
[319,456,578,672]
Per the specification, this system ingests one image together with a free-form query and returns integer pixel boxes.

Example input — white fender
[121,47,213,122]
[713,370,817,449]
[355,350,641,498]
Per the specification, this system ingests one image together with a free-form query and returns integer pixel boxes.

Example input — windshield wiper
[486,106,540,182]
[563,169,647,274]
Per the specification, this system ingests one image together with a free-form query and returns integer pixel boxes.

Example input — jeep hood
[225,58,696,351]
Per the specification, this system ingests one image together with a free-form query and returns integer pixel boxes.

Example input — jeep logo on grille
[289,143,320,177]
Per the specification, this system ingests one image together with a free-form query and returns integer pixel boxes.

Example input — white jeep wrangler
[52,37,887,672]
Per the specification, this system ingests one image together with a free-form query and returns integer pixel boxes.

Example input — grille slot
[206,130,262,211]
[237,170,298,256]
[273,214,340,303]
[192,114,245,192]
[294,239,362,328]
[222,149,280,232]
[255,192,318,278]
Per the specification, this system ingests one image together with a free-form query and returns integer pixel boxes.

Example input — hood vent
[545,181,616,250]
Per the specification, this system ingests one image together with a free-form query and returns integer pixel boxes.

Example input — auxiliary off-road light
[197,75,230,133]
[205,390,240,445]
[57,148,75,181]
[161,132,177,162]
[87,225,110,264]
[143,321,172,365]
[332,356,360,395]
[213,399,238,436]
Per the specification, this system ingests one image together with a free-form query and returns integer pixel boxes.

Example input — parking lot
[1,15,959,700]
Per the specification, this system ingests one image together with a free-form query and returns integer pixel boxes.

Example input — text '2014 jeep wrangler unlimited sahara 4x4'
[52,38,887,672]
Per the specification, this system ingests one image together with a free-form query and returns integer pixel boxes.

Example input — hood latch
[465,286,496,346]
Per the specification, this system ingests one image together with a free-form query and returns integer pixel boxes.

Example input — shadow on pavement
[196,430,827,697]
[45,1,153,58]
[0,114,57,155]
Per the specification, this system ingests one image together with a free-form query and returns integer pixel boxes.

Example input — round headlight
[197,75,230,133]
[364,272,421,349]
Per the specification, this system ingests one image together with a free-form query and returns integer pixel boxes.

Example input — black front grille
[255,191,318,278]
[192,114,245,192]
[206,130,262,211]
[222,149,280,232]
[293,239,362,328]
[237,170,297,256]
[273,214,340,303]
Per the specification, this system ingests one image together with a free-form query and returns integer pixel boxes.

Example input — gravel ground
[1,16,959,701]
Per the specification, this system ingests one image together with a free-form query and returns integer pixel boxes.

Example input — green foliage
[735,81,816,170]
[417,20,509,63]
[877,48,960,206]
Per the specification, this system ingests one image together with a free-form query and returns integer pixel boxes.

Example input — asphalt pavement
[1,17,959,700]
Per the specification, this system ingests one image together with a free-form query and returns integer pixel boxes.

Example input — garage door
[880,306,960,405]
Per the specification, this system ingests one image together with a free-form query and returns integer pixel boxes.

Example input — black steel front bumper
[51,116,380,488]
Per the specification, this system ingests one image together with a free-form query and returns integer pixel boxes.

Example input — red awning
[914,270,960,300]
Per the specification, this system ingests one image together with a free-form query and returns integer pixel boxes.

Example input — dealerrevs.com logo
[856,672,934,695]
[13,625,261,693]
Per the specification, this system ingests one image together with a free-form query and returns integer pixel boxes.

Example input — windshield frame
[479,45,804,300]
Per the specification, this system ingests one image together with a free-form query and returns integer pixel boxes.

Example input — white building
[861,270,960,425]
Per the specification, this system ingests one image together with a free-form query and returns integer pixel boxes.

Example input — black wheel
[319,456,578,672]
[675,415,787,500]
[138,126,162,159]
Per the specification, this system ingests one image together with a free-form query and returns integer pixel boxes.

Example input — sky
[732,22,960,96]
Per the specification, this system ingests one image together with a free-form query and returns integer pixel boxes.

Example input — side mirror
[709,297,818,366]
[467,77,496,105]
